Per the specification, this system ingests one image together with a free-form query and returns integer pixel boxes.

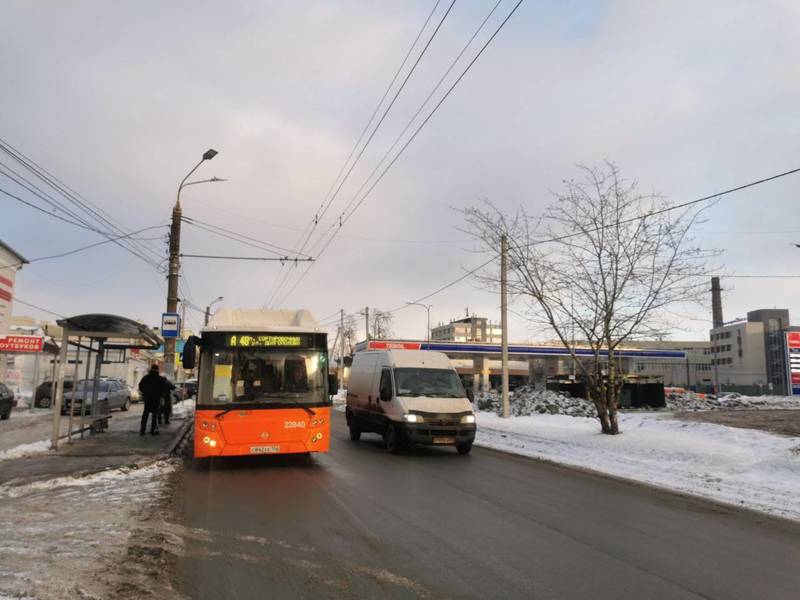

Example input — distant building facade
[708,309,795,395]
[629,340,713,389]
[431,315,502,343]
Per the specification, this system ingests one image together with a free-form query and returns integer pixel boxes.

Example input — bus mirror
[328,374,339,397]
[182,336,199,370]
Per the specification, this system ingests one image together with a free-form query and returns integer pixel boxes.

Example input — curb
[167,417,193,456]
[0,416,194,490]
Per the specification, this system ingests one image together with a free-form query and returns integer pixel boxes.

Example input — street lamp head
[202,149,218,161]
[209,177,227,182]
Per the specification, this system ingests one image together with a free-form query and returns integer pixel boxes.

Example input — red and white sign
[786,332,800,396]
[0,272,14,333]
[367,341,422,351]
[0,334,43,353]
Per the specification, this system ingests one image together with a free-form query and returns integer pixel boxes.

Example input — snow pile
[0,439,51,461]
[666,392,800,412]
[476,386,596,418]
[0,460,178,599]
[171,398,195,419]
[475,411,800,521]
[332,388,347,412]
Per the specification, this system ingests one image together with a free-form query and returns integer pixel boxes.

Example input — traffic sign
[161,312,180,338]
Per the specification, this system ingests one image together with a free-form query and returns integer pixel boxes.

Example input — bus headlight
[403,414,422,423]
[209,439,217,448]
[460,414,476,424]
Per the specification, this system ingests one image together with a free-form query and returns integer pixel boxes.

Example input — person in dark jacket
[139,364,167,435]
[159,379,175,426]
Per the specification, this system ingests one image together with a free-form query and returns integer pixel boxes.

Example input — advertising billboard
[785,331,800,396]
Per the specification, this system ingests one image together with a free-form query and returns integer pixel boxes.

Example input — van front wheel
[348,420,361,441]
[456,442,472,455]
[384,424,402,454]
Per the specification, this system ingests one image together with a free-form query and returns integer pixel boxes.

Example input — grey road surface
[172,413,800,599]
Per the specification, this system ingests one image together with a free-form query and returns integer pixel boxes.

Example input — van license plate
[250,445,280,454]
[433,437,455,445]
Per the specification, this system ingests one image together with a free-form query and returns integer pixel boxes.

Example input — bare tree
[342,315,358,355]
[371,309,394,340]
[464,163,711,434]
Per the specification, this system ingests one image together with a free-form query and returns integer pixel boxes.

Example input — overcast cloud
[2,0,799,341]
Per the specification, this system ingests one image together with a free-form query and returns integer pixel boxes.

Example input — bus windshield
[199,348,327,407]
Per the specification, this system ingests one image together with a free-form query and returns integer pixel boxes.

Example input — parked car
[34,379,75,409]
[62,379,131,414]
[0,382,16,420]
[183,378,198,399]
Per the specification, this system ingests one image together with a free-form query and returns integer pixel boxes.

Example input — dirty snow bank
[171,397,195,418]
[666,392,800,411]
[0,439,51,461]
[476,386,595,417]
[475,411,800,521]
[0,460,179,600]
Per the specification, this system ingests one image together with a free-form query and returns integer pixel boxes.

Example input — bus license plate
[250,445,280,454]
[433,437,455,445]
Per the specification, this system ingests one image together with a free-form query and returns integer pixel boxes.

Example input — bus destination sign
[225,334,304,348]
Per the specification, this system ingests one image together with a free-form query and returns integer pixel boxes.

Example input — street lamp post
[204,296,224,326]
[406,302,432,342]
[165,149,220,380]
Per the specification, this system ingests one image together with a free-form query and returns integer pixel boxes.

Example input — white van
[345,350,476,454]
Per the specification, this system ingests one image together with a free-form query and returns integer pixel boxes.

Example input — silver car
[63,379,132,414]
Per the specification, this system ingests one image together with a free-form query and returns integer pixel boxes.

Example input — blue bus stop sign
[161,312,180,339]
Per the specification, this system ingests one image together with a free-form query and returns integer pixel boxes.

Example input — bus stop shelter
[50,314,162,450]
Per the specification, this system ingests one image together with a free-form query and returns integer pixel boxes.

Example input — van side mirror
[380,387,391,402]
[328,374,339,397]
[182,336,200,370]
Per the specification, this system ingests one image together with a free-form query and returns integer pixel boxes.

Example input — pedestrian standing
[160,378,175,426]
[138,364,166,435]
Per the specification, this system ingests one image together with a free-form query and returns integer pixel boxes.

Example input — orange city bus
[182,309,337,459]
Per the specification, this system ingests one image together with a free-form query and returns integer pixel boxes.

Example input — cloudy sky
[2,0,799,342]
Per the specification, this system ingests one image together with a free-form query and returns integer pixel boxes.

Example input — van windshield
[394,368,464,398]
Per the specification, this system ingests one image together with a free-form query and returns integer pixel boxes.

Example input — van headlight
[403,414,423,423]
[460,414,476,424]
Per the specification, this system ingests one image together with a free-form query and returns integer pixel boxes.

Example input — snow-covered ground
[475,411,800,521]
[0,439,51,461]
[0,460,180,600]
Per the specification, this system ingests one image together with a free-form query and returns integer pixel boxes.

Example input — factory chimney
[711,277,724,328]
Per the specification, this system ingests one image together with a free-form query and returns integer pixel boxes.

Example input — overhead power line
[12,298,65,318]
[274,0,526,307]
[182,216,309,257]
[268,0,455,307]
[383,164,800,317]
[0,138,164,267]
[180,253,314,263]
[0,224,166,269]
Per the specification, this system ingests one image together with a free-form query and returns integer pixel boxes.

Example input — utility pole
[165,148,220,381]
[165,201,182,380]
[365,306,370,342]
[501,234,510,418]
[340,309,346,391]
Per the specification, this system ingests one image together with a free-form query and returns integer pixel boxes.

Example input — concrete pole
[365,307,370,342]
[340,309,346,391]
[164,202,182,381]
[501,234,510,418]
[50,328,69,450]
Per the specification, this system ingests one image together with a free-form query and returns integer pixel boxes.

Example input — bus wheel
[384,424,401,454]
[348,420,361,441]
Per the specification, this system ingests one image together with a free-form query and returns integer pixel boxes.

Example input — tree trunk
[606,350,621,435]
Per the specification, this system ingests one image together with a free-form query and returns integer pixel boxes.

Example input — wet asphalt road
[172,413,800,600]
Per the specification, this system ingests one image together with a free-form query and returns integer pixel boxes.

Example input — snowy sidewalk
[475,411,800,521]
[0,401,193,487]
